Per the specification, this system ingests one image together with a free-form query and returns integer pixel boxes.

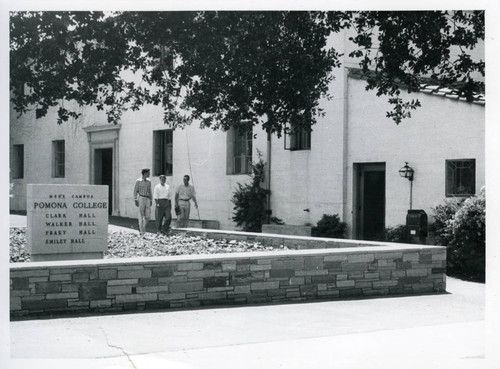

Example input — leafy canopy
[10,11,484,132]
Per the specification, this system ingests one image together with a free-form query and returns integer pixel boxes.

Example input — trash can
[406,209,428,243]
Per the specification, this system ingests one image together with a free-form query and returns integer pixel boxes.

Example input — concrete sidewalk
[7,277,487,369]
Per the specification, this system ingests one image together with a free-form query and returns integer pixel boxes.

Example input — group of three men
[133,168,198,235]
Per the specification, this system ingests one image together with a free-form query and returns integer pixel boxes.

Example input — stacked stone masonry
[10,241,447,318]
[179,228,425,250]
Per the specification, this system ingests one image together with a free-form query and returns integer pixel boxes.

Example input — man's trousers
[177,200,190,228]
[137,196,151,234]
[155,199,172,233]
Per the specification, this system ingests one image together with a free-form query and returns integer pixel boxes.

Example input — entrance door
[94,148,113,215]
[355,163,386,240]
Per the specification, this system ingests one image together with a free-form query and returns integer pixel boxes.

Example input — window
[446,159,476,196]
[284,124,311,151]
[227,127,252,175]
[153,129,173,176]
[12,144,24,179]
[52,140,65,178]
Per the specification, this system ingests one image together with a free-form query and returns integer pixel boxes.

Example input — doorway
[354,163,386,240]
[94,148,113,215]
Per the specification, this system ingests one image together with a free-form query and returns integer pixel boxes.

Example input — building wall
[267,32,348,227]
[115,103,268,229]
[9,76,485,235]
[345,77,485,235]
[9,79,485,237]
[9,94,265,230]
[9,101,104,210]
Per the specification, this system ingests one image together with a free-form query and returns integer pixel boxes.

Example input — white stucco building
[10,29,485,240]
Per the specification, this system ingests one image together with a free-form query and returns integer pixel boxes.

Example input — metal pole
[410,180,413,210]
[185,130,201,221]
[266,130,272,224]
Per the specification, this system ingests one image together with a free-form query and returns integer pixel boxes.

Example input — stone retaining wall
[261,224,312,237]
[178,228,394,249]
[10,243,446,318]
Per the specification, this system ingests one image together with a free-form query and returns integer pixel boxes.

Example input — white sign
[27,184,108,261]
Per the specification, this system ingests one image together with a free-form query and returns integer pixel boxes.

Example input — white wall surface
[9,101,104,210]
[115,103,268,229]
[345,77,485,234]
[267,31,348,227]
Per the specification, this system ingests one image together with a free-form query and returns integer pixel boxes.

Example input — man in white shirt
[153,174,172,234]
[175,174,198,228]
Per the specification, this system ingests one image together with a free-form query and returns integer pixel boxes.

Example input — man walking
[133,168,152,235]
[175,174,198,228]
[154,174,172,234]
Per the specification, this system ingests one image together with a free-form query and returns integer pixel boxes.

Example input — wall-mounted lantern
[399,162,414,209]
[399,162,414,181]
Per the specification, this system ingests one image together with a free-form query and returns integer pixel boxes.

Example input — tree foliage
[10,11,484,130]
[344,11,485,123]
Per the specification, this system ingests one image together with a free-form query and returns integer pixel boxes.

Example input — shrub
[430,188,485,282]
[429,198,465,246]
[447,188,485,282]
[232,156,283,232]
[384,224,412,243]
[312,214,347,238]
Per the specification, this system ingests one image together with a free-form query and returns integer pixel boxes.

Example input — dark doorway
[355,163,386,240]
[94,148,113,215]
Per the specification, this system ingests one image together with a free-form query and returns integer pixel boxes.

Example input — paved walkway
[6,214,495,369]
[7,277,488,369]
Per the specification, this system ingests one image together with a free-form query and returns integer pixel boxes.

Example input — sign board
[27,184,108,261]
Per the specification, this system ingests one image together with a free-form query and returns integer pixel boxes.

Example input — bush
[231,156,274,232]
[384,224,412,243]
[312,214,347,238]
[447,188,485,282]
[429,198,465,246]
[431,188,485,282]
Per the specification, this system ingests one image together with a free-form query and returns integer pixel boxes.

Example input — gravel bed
[9,228,288,263]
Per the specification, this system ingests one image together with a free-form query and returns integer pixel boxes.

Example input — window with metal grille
[284,124,311,151]
[153,129,173,176]
[445,159,476,196]
[13,144,24,179]
[227,127,252,175]
[52,140,65,178]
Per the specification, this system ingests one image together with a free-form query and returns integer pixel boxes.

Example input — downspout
[342,68,350,236]
[266,129,272,224]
